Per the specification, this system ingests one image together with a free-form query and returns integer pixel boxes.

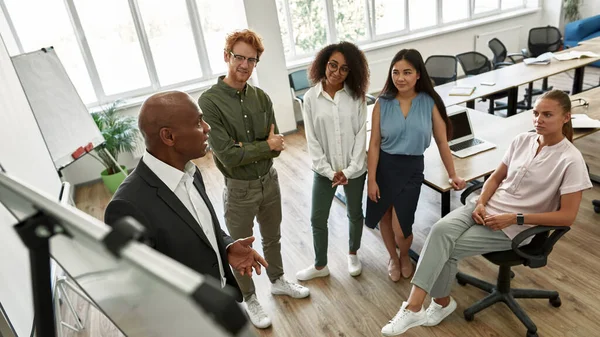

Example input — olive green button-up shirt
[199,76,281,180]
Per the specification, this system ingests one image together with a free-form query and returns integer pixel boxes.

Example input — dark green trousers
[311,172,366,267]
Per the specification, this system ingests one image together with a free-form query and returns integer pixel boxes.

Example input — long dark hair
[537,89,574,142]
[380,49,452,140]
[308,41,370,101]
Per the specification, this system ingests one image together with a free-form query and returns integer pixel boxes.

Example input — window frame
[278,0,527,62]
[0,0,240,107]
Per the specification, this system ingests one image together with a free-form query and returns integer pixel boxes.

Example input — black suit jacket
[104,160,242,302]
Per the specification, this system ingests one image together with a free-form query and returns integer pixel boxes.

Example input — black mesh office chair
[456,184,568,337]
[289,69,311,102]
[488,38,534,109]
[456,51,527,114]
[425,55,457,85]
[522,26,563,96]
[593,200,600,213]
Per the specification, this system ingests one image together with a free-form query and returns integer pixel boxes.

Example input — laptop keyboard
[450,138,483,152]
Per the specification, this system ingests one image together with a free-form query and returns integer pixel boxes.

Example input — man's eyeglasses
[327,61,350,75]
[227,50,259,66]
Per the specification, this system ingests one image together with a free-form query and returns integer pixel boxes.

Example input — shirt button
[241,100,244,103]
[247,130,250,133]
[244,115,247,118]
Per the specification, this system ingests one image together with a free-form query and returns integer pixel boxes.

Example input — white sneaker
[348,255,362,276]
[271,277,310,298]
[424,297,457,327]
[296,265,330,281]
[244,294,271,329]
[381,301,427,336]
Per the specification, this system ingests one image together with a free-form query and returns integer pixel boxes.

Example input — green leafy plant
[90,100,139,175]
[564,0,581,23]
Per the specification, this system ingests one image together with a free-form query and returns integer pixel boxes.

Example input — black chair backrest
[289,69,310,91]
[456,51,491,76]
[488,38,507,66]
[528,26,562,57]
[424,55,457,85]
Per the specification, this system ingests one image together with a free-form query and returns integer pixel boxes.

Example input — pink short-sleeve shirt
[485,132,592,240]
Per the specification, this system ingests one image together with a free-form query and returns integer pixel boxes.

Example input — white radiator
[474,25,523,60]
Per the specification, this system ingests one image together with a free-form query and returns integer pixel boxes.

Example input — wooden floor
[67,68,600,337]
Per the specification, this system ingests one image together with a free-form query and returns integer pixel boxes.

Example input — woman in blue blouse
[366,49,466,281]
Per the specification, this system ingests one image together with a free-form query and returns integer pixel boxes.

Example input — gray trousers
[223,167,284,300]
[411,203,513,298]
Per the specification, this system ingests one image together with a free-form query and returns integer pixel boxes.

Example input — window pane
[442,0,469,23]
[409,0,437,30]
[501,0,524,9]
[288,0,327,56]
[333,0,368,43]
[0,10,19,55]
[5,0,97,104]
[197,0,247,75]
[374,0,405,35]
[138,0,201,86]
[275,0,293,58]
[474,0,499,14]
[74,0,150,95]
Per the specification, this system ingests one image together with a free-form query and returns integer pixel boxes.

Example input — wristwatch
[516,213,524,226]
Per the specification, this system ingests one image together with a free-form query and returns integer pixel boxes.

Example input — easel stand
[14,211,62,337]
[54,276,96,335]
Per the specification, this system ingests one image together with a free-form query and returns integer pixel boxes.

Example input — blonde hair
[224,29,265,59]
[537,89,573,142]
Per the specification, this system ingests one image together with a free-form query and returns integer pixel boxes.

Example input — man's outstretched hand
[227,236,268,277]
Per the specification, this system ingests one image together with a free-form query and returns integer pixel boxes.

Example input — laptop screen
[449,111,472,140]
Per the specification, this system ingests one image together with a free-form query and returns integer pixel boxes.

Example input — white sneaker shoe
[348,255,362,276]
[271,277,310,298]
[296,265,330,281]
[424,297,457,327]
[244,294,271,329]
[381,301,427,336]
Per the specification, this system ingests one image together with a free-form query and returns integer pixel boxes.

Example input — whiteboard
[11,47,104,170]
[0,36,63,336]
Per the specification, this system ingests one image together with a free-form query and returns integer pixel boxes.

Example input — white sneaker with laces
[381,301,427,336]
[271,277,310,298]
[424,297,457,327]
[244,294,271,329]
[296,265,330,281]
[348,254,362,276]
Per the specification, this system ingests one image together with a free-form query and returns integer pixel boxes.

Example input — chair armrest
[460,181,484,205]
[507,53,524,63]
[521,49,530,58]
[511,225,571,268]
[366,94,376,105]
[495,62,514,69]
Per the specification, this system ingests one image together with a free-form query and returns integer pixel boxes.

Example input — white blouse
[302,82,367,180]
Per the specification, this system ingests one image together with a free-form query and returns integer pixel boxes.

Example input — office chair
[425,55,458,85]
[593,200,600,213]
[288,69,311,103]
[522,26,563,96]
[456,51,528,114]
[488,38,534,109]
[456,184,568,337]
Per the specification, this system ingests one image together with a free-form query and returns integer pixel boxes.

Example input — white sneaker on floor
[244,294,271,329]
[424,297,457,327]
[296,265,330,281]
[348,255,362,276]
[381,301,427,336]
[271,277,310,298]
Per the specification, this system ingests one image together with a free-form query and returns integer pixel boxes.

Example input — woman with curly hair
[296,41,370,281]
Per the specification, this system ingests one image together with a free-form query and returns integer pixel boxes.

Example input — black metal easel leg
[14,212,57,337]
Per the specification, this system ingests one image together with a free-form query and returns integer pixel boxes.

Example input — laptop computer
[448,109,496,158]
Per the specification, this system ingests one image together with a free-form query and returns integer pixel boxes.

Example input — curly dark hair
[380,49,452,140]
[308,41,370,101]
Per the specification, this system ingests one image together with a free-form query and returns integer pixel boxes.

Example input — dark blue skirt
[365,150,424,238]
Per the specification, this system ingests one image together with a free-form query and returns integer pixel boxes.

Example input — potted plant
[564,0,581,23]
[90,100,139,193]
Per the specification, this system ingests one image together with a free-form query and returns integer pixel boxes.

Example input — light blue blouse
[379,92,434,156]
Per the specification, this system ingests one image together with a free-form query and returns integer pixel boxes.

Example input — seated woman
[381,89,593,336]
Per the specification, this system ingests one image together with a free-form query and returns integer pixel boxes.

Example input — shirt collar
[142,151,196,192]
[216,75,249,97]
[316,81,351,98]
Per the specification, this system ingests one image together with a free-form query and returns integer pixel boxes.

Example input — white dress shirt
[143,151,226,287]
[302,82,368,180]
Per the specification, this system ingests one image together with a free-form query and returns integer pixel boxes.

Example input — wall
[580,0,600,20]
[63,1,553,186]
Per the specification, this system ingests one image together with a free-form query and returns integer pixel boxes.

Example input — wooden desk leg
[467,100,475,109]
[507,87,518,117]
[573,67,585,94]
[441,191,450,217]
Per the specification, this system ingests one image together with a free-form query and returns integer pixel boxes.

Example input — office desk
[425,86,600,217]
[578,36,600,46]
[434,43,600,116]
